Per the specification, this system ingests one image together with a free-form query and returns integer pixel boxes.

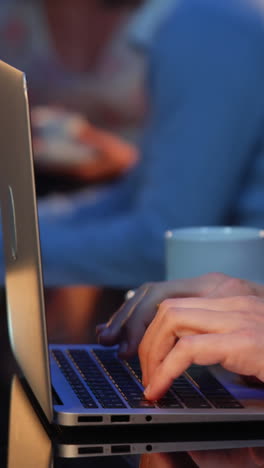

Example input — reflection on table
[6,375,264,468]
[8,376,52,468]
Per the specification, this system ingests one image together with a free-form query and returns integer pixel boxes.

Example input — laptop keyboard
[126,354,209,409]
[93,349,155,408]
[52,348,243,410]
[187,366,243,408]
[52,350,98,408]
[95,349,182,409]
[68,349,126,408]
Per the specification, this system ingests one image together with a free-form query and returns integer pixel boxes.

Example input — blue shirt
[2,0,264,288]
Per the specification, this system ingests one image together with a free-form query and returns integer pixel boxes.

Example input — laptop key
[127,356,207,409]
[156,389,183,408]
[171,377,211,409]
[129,400,156,408]
[157,398,183,409]
[187,366,243,409]
[93,349,156,408]
[52,350,98,408]
[68,349,127,408]
[127,355,185,408]
[126,356,142,382]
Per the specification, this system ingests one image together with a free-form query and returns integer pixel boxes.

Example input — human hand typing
[97,273,264,358]
[140,295,264,400]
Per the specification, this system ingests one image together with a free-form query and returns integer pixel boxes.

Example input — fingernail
[144,385,151,398]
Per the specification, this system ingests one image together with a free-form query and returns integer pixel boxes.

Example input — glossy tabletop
[4,372,264,468]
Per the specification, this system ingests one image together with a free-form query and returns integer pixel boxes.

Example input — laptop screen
[0,60,53,422]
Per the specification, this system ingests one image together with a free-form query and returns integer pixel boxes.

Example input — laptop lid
[0,60,53,422]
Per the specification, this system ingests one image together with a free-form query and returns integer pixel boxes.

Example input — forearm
[39,208,165,288]
[139,0,264,231]
[37,70,145,124]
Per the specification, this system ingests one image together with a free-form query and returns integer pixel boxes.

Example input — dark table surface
[2,291,264,468]
[4,369,264,468]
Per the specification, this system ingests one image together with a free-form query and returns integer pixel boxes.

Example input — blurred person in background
[0,0,175,341]
[0,0,145,180]
[36,0,264,286]
[2,0,264,340]
[0,0,145,126]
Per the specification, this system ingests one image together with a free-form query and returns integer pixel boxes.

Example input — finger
[96,324,106,335]
[117,341,129,356]
[141,326,177,387]
[97,286,149,345]
[97,276,224,346]
[140,305,242,386]
[139,303,187,386]
[119,282,187,354]
[159,295,252,313]
[144,333,235,400]
[97,276,233,351]
[98,283,164,354]
[209,276,264,299]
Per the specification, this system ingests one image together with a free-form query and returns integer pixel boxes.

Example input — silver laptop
[2,60,264,436]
